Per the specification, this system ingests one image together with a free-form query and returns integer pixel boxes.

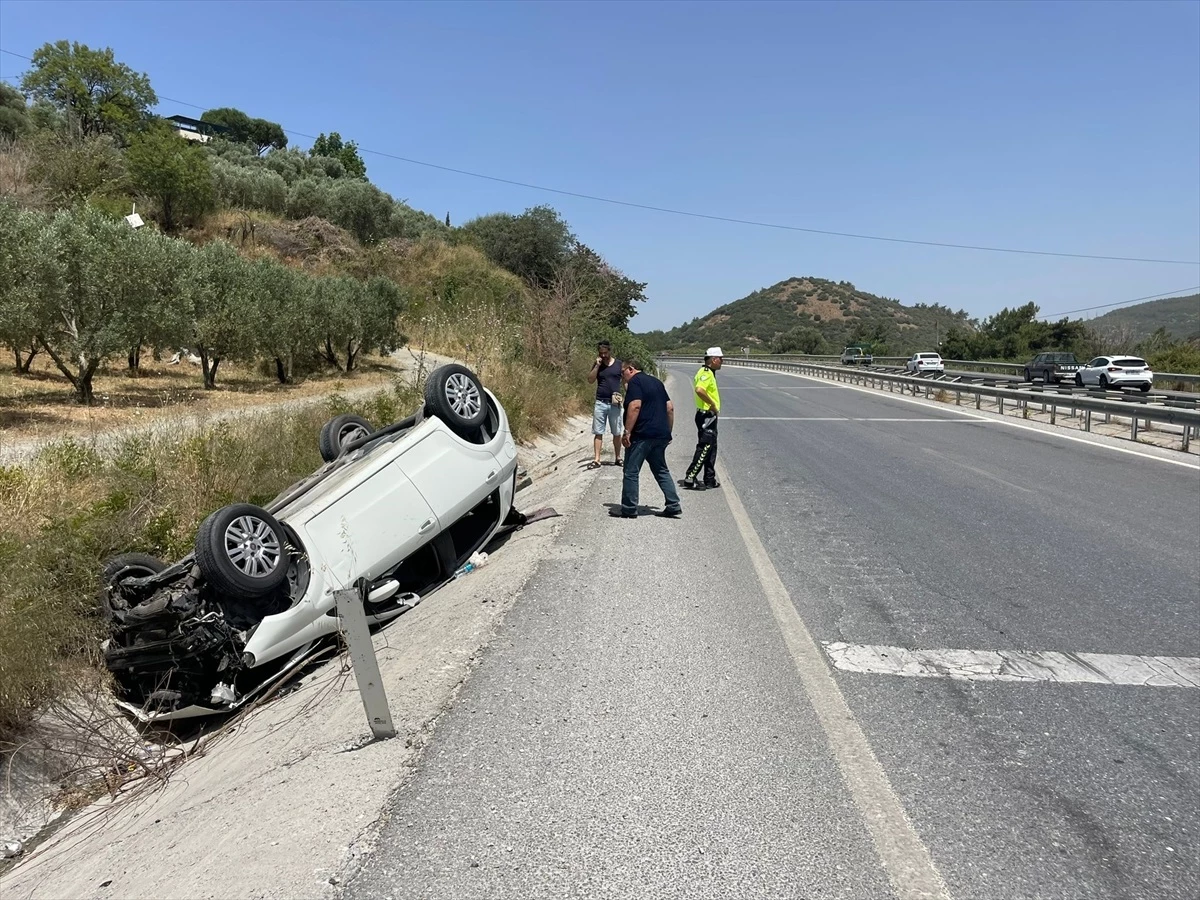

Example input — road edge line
[717,460,952,900]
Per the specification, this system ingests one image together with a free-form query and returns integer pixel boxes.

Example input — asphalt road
[347,364,1200,900]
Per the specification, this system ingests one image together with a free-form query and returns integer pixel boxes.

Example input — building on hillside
[165,115,230,144]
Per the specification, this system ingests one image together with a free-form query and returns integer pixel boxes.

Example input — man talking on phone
[586,340,624,469]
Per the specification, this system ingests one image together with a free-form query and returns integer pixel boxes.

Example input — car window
[1113,358,1146,367]
[1088,358,1105,367]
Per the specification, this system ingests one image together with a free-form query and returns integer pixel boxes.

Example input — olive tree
[0,203,42,372]
[32,207,151,403]
[182,240,256,388]
[252,257,319,383]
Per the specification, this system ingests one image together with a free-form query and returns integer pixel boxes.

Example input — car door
[402,424,504,529]
[1081,358,1101,385]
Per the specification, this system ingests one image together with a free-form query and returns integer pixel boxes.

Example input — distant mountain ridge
[1088,294,1199,342]
[639,276,972,356]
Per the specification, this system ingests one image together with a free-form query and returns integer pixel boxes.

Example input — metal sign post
[334,587,397,740]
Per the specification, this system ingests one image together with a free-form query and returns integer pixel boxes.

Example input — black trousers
[685,410,718,485]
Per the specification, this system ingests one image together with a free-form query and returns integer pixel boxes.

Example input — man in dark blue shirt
[611,360,682,519]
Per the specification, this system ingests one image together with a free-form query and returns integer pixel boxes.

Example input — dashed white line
[823,643,1200,688]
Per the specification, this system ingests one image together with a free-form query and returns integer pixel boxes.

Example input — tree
[247,118,287,155]
[183,240,256,388]
[125,124,214,231]
[116,230,192,371]
[564,242,646,330]
[310,132,366,179]
[21,41,156,140]
[200,107,252,143]
[0,84,31,139]
[326,178,393,243]
[31,207,154,404]
[252,257,318,383]
[459,206,574,289]
[29,130,127,207]
[201,108,288,154]
[0,203,43,372]
[771,325,826,354]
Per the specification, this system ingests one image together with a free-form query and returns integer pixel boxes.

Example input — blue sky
[2,0,1198,331]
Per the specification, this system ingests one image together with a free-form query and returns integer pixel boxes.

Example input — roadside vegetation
[0,39,656,736]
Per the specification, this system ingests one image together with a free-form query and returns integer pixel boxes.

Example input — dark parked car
[1024,352,1081,384]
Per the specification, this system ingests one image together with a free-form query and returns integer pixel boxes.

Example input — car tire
[195,503,288,600]
[1100,375,1109,390]
[1024,368,1032,382]
[1140,383,1150,393]
[319,414,374,462]
[1075,374,1084,387]
[100,553,167,620]
[425,364,489,435]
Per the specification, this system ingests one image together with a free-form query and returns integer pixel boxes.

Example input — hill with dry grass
[640,276,972,356]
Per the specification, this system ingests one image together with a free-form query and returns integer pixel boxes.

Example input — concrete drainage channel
[667,357,1200,454]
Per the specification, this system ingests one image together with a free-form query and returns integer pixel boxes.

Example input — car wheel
[100,553,167,620]
[1075,374,1083,387]
[1100,375,1109,390]
[425,364,489,435]
[319,414,374,462]
[1140,383,1150,393]
[1024,368,1032,382]
[195,503,288,599]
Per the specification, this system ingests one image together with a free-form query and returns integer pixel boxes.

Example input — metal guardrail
[735,353,1199,387]
[661,357,1200,452]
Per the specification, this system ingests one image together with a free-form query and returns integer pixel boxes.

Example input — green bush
[211,156,287,214]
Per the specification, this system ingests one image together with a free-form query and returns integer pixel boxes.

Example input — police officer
[681,346,722,490]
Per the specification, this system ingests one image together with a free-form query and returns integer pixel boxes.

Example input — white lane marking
[921,448,1034,493]
[823,643,1200,688]
[720,422,993,424]
[721,364,1200,471]
[718,461,950,900]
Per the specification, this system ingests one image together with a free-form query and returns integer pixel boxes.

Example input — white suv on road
[905,352,945,374]
[102,364,520,721]
[1076,356,1154,392]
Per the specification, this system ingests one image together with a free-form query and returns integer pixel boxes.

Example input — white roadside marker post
[335,587,397,740]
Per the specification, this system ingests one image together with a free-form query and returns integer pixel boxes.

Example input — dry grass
[0,353,402,448]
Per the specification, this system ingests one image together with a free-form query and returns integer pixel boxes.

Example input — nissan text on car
[1076,356,1155,392]
[101,364,521,722]
[1024,352,1082,384]
[905,352,945,374]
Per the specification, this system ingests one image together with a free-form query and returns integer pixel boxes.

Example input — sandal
[614,458,624,467]
[586,461,602,470]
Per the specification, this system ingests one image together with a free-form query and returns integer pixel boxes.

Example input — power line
[4,46,1200,267]
[1038,286,1200,320]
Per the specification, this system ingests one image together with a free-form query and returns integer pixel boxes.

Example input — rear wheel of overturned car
[424,364,489,436]
[99,553,167,620]
[195,503,289,600]
[319,414,374,462]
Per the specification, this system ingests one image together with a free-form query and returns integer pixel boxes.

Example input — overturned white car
[101,365,520,722]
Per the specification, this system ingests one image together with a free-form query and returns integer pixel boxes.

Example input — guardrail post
[1050,404,1057,425]
[999,396,1005,415]
[335,586,397,740]
[1131,417,1139,441]
[1184,426,1191,453]
[1084,409,1092,432]
[975,392,981,410]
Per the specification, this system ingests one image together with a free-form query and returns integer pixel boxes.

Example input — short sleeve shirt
[694,366,720,412]
[595,359,623,401]
[624,373,672,441]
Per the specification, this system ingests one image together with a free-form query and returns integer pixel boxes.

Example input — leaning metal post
[335,586,397,740]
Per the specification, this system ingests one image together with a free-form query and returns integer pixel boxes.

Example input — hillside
[1088,294,1200,343]
[639,277,972,356]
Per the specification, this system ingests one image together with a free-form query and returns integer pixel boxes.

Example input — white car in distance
[905,352,945,374]
[1075,356,1154,392]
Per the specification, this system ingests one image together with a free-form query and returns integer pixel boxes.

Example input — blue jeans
[621,438,681,515]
